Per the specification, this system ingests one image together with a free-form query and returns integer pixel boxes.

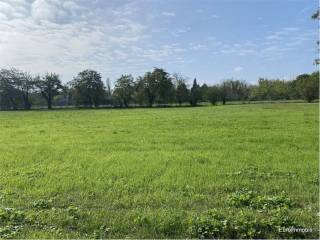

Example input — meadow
[0,103,318,238]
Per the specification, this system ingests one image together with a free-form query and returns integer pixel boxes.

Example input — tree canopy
[0,67,318,110]
[69,70,105,107]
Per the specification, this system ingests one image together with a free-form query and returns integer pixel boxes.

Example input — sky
[0,0,318,85]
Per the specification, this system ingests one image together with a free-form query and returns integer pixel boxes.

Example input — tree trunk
[24,93,31,110]
[48,97,52,109]
[148,96,154,107]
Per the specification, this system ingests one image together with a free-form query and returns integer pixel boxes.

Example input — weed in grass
[225,166,299,181]
[32,199,52,210]
[0,208,26,238]
[157,212,185,237]
[60,206,82,231]
[92,225,111,239]
[227,189,293,209]
[188,209,229,239]
[189,209,312,239]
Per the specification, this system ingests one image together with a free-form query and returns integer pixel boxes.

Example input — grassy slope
[0,103,318,238]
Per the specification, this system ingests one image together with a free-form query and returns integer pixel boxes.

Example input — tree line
[0,67,318,110]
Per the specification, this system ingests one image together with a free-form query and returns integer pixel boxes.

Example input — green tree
[0,69,20,110]
[70,70,105,107]
[296,72,319,102]
[133,76,146,106]
[200,83,209,102]
[113,75,135,107]
[16,71,34,110]
[142,71,158,107]
[105,77,113,105]
[220,81,228,105]
[249,78,271,100]
[153,68,174,104]
[0,68,34,110]
[220,80,249,102]
[206,86,220,105]
[35,73,63,109]
[173,73,189,105]
[190,78,201,106]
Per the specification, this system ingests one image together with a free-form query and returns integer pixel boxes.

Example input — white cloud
[140,44,185,61]
[190,43,207,51]
[233,66,243,72]
[0,1,314,82]
[266,34,282,40]
[0,0,187,81]
[162,11,175,17]
[171,27,190,37]
[0,0,29,19]
[209,14,219,19]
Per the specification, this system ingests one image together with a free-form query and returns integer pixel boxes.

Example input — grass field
[0,103,318,238]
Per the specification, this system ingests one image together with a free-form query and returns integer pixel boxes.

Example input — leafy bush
[253,195,293,209]
[227,189,256,207]
[188,209,313,239]
[188,209,229,239]
[232,211,268,239]
[227,189,293,209]
[0,207,26,238]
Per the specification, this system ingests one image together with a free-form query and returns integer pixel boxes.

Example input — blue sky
[0,0,318,85]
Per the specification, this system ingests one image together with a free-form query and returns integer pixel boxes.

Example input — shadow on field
[0,100,316,112]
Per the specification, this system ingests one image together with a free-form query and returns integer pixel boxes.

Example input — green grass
[0,103,318,238]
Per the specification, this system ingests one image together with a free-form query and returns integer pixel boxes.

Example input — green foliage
[92,225,110,239]
[139,68,174,106]
[1,67,318,110]
[220,80,249,103]
[113,75,135,107]
[225,166,299,181]
[0,208,26,238]
[189,208,312,239]
[154,68,174,104]
[250,78,291,101]
[35,73,63,109]
[66,206,80,220]
[189,209,229,239]
[157,212,184,236]
[227,189,293,209]
[296,72,319,102]
[32,199,52,210]
[69,69,105,107]
[227,189,256,208]
[173,73,189,105]
[205,86,220,105]
[190,78,201,106]
[0,69,34,110]
[232,211,267,238]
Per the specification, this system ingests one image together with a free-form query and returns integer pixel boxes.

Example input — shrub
[227,189,256,208]
[232,211,268,239]
[227,189,293,209]
[0,207,26,238]
[188,209,229,239]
